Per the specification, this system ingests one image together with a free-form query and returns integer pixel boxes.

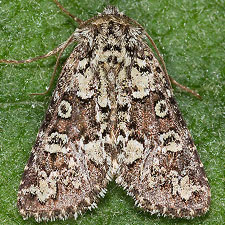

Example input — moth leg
[0,33,75,95]
[53,0,83,25]
[31,34,75,96]
[0,39,70,64]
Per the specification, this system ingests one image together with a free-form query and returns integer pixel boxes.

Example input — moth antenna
[146,32,201,99]
[129,18,201,99]
[53,0,83,25]
[169,77,202,99]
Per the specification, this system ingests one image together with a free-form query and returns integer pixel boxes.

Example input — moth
[1,0,210,222]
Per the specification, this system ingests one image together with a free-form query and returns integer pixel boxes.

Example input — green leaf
[0,0,224,224]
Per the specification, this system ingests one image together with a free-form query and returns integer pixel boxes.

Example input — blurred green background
[0,0,224,224]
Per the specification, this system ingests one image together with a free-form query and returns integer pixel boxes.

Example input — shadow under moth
[1,0,210,222]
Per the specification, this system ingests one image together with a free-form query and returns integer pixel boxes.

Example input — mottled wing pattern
[17,42,110,221]
[17,5,210,222]
[115,37,211,217]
